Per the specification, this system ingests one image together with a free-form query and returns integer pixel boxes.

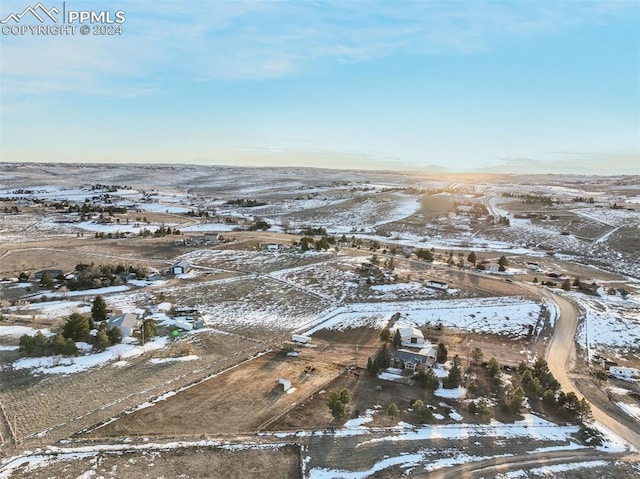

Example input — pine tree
[91,295,108,322]
[392,329,402,348]
[376,344,392,369]
[379,328,391,343]
[51,333,67,355]
[108,327,122,345]
[62,313,90,341]
[142,318,157,340]
[95,329,110,351]
[436,342,448,363]
[498,255,508,272]
[444,361,462,389]
[487,357,500,378]
[471,347,483,365]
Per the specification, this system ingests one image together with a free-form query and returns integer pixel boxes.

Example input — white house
[610,366,639,381]
[108,313,141,337]
[426,280,448,290]
[397,327,425,347]
[170,260,190,275]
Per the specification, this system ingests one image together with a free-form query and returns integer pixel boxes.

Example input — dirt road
[538,286,640,452]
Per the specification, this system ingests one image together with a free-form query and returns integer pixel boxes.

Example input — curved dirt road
[537,286,640,451]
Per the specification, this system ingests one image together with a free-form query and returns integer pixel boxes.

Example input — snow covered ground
[305,296,549,338]
[11,337,170,375]
[573,291,640,355]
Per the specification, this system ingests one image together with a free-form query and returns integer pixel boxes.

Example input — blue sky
[1,0,638,173]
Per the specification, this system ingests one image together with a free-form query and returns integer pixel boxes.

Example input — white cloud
[0,0,635,100]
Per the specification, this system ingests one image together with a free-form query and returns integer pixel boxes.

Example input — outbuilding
[170,260,190,275]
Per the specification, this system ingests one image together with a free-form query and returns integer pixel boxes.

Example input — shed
[170,260,190,275]
[426,280,448,290]
[397,327,425,347]
[278,378,292,392]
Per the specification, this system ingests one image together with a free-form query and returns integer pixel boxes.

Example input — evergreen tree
[392,329,402,348]
[487,357,500,378]
[108,327,123,345]
[339,388,352,405]
[498,255,508,272]
[379,328,391,343]
[366,357,379,376]
[467,251,477,266]
[91,295,108,322]
[508,386,526,413]
[327,389,352,420]
[561,278,571,291]
[142,318,157,341]
[387,403,399,418]
[95,329,110,350]
[414,367,439,392]
[51,333,67,355]
[62,338,79,356]
[62,313,91,341]
[467,380,477,395]
[375,343,392,369]
[436,342,448,363]
[40,271,54,289]
[471,347,483,365]
[443,361,462,389]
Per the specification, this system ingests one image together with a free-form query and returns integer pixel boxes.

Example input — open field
[0,165,639,477]
[4,444,301,479]
[94,349,346,437]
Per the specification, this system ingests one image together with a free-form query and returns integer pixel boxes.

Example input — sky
[0,0,639,174]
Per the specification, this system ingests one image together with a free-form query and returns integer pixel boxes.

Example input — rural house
[108,312,141,337]
[393,348,437,372]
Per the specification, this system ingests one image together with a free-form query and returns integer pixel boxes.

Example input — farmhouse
[170,260,190,275]
[108,312,141,337]
[610,366,639,382]
[397,327,425,347]
[393,348,437,372]
[426,280,448,290]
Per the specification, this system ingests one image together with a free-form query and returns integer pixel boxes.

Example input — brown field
[87,323,543,441]
[93,348,347,438]
[6,444,301,479]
